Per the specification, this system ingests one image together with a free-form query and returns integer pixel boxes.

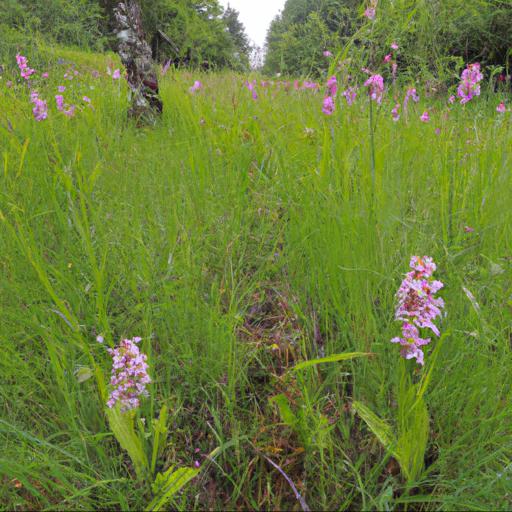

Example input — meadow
[1,47,511,510]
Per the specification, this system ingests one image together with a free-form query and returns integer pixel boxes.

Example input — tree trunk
[113,1,163,124]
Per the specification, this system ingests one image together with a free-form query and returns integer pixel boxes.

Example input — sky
[219,0,287,50]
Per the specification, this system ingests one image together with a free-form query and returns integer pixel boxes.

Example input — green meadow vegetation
[1,9,512,511]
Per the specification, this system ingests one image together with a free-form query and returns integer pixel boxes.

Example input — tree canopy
[0,0,252,70]
[263,0,512,79]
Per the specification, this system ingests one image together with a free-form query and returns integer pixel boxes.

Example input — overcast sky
[219,0,287,49]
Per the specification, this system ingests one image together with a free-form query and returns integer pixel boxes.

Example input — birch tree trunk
[113,1,163,124]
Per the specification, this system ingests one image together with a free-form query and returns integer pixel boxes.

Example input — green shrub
[264,0,512,80]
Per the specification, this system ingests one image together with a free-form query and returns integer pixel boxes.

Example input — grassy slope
[0,49,511,510]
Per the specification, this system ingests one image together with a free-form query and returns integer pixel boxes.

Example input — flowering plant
[364,74,384,104]
[107,337,151,412]
[457,63,483,104]
[391,256,444,365]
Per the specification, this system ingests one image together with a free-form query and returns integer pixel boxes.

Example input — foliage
[0,0,251,70]
[222,6,252,71]
[264,0,512,78]
[0,0,106,52]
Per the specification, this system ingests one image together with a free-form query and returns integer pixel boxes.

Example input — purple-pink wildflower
[107,337,151,412]
[496,101,506,113]
[16,54,28,69]
[364,74,384,104]
[395,256,445,334]
[391,42,399,50]
[326,75,337,97]
[58,85,66,93]
[322,95,335,115]
[16,54,35,80]
[403,87,419,111]
[364,7,376,20]
[302,81,319,90]
[420,111,430,122]
[31,92,48,122]
[342,87,357,106]
[457,63,483,104]
[384,54,392,63]
[391,323,430,366]
[391,256,444,365]
[189,80,203,93]
[391,103,400,122]
[448,95,456,104]
[63,105,76,118]
[112,69,121,80]
[55,95,65,111]
[245,80,258,100]
[323,50,333,57]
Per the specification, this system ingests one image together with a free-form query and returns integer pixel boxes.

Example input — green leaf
[147,466,200,511]
[396,396,429,483]
[293,352,371,371]
[415,332,448,405]
[352,401,397,453]
[151,405,169,475]
[269,394,298,428]
[107,407,148,479]
[74,366,93,383]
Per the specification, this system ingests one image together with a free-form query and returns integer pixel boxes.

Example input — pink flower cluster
[107,67,121,80]
[302,80,320,90]
[107,337,151,411]
[457,63,483,104]
[322,75,337,115]
[342,86,357,106]
[245,79,258,100]
[364,7,376,20]
[391,103,400,121]
[30,91,48,121]
[364,74,384,104]
[391,256,445,365]
[363,0,378,19]
[55,92,76,117]
[403,87,419,111]
[327,75,337,96]
[189,80,203,93]
[322,96,335,115]
[16,54,35,80]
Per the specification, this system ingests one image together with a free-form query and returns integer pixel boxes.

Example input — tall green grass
[0,50,511,510]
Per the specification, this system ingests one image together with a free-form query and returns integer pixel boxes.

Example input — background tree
[0,0,251,71]
[223,6,251,70]
[263,0,512,80]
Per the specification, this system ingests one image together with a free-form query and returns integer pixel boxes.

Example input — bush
[264,0,512,80]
